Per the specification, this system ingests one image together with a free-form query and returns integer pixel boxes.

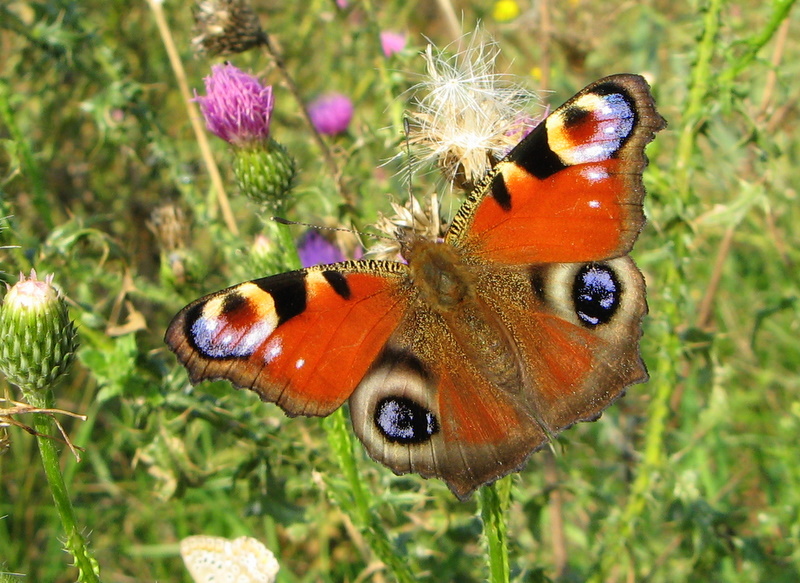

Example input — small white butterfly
[180,535,279,583]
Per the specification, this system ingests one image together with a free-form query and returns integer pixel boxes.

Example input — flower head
[0,271,78,394]
[365,193,445,261]
[196,64,296,207]
[297,231,347,267]
[492,0,521,22]
[380,31,407,58]
[407,32,542,190]
[308,93,354,136]
[192,0,265,56]
[195,64,275,147]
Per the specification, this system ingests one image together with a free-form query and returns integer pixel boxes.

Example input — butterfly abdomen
[405,239,524,393]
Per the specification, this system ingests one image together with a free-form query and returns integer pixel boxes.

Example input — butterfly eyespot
[573,263,621,327]
[374,396,439,444]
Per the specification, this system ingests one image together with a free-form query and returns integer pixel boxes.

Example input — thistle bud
[0,271,78,394]
[247,233,278,274]
[232,139,296,209]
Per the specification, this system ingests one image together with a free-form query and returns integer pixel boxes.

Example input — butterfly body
[166,74,665,499]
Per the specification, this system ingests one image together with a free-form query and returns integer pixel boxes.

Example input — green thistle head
[232,140,296,211]
[0,271,78,394]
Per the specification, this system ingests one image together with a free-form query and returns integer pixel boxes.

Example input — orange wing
[448,74,666,264]
[165,262,408,416]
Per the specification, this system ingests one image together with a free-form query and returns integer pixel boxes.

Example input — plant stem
[322,409,415,583]
[717,0,797,86]
[26,390,101,583]
[268,218,302,271]
[479,479,511,583]
[259,34,353,209]
[673,0,722,203]
[0,81,53,230]
[146,0,239,236]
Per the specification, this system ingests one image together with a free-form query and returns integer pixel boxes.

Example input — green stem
[717,0,797,85]
[0,81,53,230]
[673,0,723,203]
[323,409,371,523]
[322,409,415,583]
[26,390,101,583]
[271,219,302,271]
[479,478,511,583]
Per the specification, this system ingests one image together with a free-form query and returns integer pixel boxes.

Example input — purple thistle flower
[307,93,353,136]
[195,63,274,147]
[380,31,406,58]
[297,231,346,267]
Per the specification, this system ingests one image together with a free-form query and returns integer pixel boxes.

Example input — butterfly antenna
[270,217,394,243]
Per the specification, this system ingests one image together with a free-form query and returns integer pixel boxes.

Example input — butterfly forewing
[166,262,408,416]
[448,74,666,265]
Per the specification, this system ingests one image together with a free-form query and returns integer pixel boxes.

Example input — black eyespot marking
[491,174,512,211]
[184,301,207,349]
[529,269,547,301]
[374,396,439,444]
[221,291,245,314]
[323,270,351,300]
[255,272,307,324]
[573,263,621,327]
[562,105,591,128]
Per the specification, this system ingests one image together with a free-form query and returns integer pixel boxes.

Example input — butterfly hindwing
[449,74,666,265]
[348,256,646,500]
[166,262,408,416]
[503,257,648,429]
[349,304,547,500]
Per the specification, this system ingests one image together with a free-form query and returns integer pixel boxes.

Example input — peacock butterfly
[165,74,666,500]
